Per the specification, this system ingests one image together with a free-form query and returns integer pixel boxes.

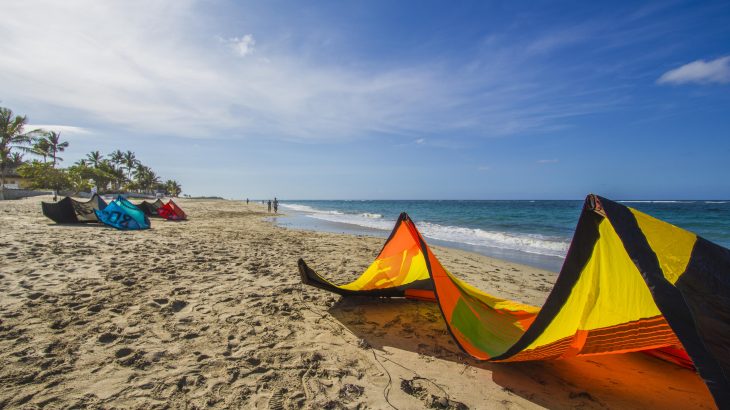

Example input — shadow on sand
[47,223,107,228]
[328,297,715,409]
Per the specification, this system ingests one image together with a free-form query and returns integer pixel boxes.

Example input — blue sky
[1,1,729,199]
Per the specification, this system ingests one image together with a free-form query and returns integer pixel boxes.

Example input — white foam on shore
[280,203,343,215]
[295,209,395,231]
[418,222,569,258]
[619,200,692,203]
[281,203,570,258]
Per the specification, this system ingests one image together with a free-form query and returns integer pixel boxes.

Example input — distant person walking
[267,200,272,213]
[246,198,249,205]
[273,197,279,214]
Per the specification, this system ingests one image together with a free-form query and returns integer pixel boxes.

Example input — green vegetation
[1,105,182,198]
[0,107,43,200]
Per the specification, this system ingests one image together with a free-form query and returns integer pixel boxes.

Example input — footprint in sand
[170,300,188,312]
[268,388,286,410]
[27,292,43,300]
[400,377,469,409]
[338,384,365,402]
[49,320,68,330]
[115,347,133,358]
[98,333,118,344]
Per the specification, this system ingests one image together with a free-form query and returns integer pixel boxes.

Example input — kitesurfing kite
[41,194,107,223]
[95,196,151,230]
[298,195,729,407]
[157,199,187,221]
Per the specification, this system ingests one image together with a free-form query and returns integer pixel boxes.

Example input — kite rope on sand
[295,282,455,410]
[294,282,399,409]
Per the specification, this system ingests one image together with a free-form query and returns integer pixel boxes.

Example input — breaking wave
[619,200,692,203]
[281,203,569,258]
[417,222,569,258]
[279,203,343,215]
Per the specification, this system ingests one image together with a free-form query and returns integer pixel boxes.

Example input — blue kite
[95,196,151,230]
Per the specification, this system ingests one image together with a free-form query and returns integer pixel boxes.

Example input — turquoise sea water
[275,199,730,272]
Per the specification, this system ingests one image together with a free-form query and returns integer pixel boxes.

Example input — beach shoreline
[0,196,715,409]
[274,208,568,274]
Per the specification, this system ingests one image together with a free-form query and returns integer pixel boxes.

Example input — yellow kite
[298,195,730,408]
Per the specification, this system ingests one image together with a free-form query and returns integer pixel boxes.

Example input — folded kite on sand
[298,194,730,407]
[135,198,165,217]
[158,199,187,221]
[94,196,151,230]
[41,194,107,223]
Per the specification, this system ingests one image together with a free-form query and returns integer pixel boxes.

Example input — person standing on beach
[246,198,249,205]
[273,197,278,214]
[267,200,271,212]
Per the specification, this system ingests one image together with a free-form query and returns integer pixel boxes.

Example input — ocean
[274,199,730,273]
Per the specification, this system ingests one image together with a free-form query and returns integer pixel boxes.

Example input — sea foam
[281,203,570,258]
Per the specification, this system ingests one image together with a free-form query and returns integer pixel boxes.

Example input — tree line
[1,106,182,200]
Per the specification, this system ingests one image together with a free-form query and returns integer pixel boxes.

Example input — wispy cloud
[657,56,730,85]
[26,124,90,135]
[226,34,256,57]
[525,25,593,55]
[0,1,447,140]
[537,159,559,164]
[0,1,636,142]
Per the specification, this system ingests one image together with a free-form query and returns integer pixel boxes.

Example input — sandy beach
[0,196,715,409]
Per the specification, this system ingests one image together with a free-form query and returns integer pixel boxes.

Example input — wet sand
[0,196,715,409]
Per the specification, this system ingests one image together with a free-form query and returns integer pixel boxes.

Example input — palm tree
[31,138,51,163]
[87,159,117,193]
[122,150,139,180]
[109,149,124,166]
[98,160,127,192]
[86,151,103,167]
[165,179,182,196]
[45,131,69,168]
[111,165,127,192]
[9,152,24,167]
[1,107,41,200]
[147,170,161,193]
[135,164,149,192]
[134,164,160,193]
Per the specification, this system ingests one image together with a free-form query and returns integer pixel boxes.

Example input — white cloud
[0,1,616,142]
[657,56,730,85]
[26,124,90,135]
[227,34,256,57]
[477,165,490,171]
[525,26,591,55]
[537,159,559,164]
[415,138,425,144]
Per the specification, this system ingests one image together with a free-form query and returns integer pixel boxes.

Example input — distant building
[1,168,31,189]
